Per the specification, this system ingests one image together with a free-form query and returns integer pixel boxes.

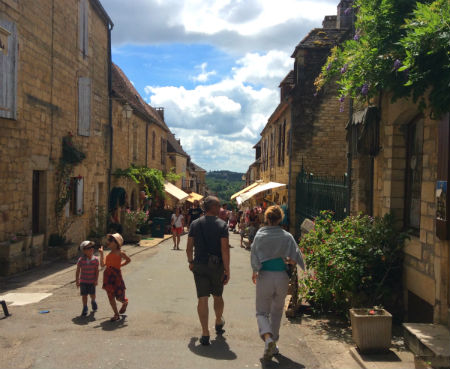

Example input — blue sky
[102,0,337,172]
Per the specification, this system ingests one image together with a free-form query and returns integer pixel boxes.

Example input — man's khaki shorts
[192,263,225,298]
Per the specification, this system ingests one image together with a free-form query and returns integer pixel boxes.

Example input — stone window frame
[152,131,156,160]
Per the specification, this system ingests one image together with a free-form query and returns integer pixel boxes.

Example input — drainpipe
[347,99,353,217]
[107,23,114,209]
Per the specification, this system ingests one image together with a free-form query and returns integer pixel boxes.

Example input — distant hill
[206,171,245,204]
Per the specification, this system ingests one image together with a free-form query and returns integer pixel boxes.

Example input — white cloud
[192,62,217,83]
[144,51,291,171]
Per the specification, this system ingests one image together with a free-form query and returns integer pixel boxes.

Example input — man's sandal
[215,317,225,335]
[199,336,210,346]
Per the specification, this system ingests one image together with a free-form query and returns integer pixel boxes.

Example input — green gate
[296,167,348,224]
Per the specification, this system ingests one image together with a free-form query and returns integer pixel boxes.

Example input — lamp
[122,103,133,119]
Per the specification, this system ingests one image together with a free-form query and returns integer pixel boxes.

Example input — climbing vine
[315,0,450,117]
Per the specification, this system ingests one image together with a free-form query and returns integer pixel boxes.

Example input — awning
[239,182,286,203]
[187,192,204,203]
[230,181,261,200]
[164,182,189,201]
[346,106,380,156]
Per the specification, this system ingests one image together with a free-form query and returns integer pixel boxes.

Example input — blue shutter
[78,77,91,136]
[0,18,17,120]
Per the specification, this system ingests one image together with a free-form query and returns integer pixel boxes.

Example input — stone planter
[47,243,79,260]
[0,239,24,259]
[350,308,392,353]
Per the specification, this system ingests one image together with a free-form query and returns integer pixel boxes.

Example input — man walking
[186,196,230,346]
[188,200,203,228]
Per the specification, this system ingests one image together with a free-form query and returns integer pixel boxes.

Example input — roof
[190,162,206,172]
[261,99,290,136]
[279,70,295,87]
[111,63,169,132]
[291,28,349,57]
[90,0,114,27]
[253,140,261,149]
[167,133,189,158]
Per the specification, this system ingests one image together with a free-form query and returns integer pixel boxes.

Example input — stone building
[349,98,450,327]
[0,0,113,272]
[186,162,207,196]
[110,63,170,211]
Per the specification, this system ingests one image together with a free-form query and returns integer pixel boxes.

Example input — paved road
[0,234,358,369]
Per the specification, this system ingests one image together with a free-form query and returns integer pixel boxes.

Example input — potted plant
[350,307,392,353]
[123,210,146,243]
[88,206,107,246]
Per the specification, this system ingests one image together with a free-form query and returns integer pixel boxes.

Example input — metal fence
[296,167,348,224]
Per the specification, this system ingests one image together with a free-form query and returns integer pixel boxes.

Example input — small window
[132,124,138,161]
[69,177,84,216]
[0,19,18,120]
[79,0,89,56]
[405,118,424,231]
[161,138,166,165]
[152,131,156,160]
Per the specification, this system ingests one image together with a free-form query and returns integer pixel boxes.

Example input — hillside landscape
[205,171,245,204]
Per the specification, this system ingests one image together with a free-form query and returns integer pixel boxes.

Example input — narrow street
[0,234,358,369]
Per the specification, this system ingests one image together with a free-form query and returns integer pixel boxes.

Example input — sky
[102,0,338,173]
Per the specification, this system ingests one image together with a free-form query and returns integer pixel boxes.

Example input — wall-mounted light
[122,103,133,119]
[0,26,10,55]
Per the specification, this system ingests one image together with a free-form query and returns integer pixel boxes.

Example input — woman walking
[250,206,305,361]
[171,207,185,250]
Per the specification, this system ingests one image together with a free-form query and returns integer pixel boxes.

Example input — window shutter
[65,202,70,218]
[78,77,91,136]
[0,19,17,120]
[76,178,84,215]
[79,0,89,56]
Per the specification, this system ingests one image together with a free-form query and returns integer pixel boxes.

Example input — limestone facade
[0,0,112,253]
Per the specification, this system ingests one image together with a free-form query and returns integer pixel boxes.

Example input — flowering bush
[299,211,408,317]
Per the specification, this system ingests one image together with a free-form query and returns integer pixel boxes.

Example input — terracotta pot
[350,308,392,353]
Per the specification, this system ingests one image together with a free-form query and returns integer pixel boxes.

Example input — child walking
[99,233,131,322]
[75,241,99,316]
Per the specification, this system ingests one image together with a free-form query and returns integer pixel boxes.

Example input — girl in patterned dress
[99,233,131,321]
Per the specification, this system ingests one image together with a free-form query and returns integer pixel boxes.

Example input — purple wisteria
[344,7,352,15]
[341,64,348,74]
[361,84,369,96]
[393,59,402,71]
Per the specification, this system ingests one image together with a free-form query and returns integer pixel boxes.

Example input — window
[270,132,274,168]
[405,118,424,230]
[79,0,89,56]
[281,121,286,165]
[278,124,282,167]
[69,177,84,216]
[78,77,91,136]
[132,123,138,161]
[161,138,166,165]
[152,131,156,160]
[0,19,18,120]
[286,129,291,156]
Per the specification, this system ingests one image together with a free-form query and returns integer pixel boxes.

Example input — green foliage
[206,171,244,204]
[48,233,66,247]
[88,206,108,239]
[315,0,450,117]
[165,167,182,184]
[113,165,166,198]
[299,211,409,318]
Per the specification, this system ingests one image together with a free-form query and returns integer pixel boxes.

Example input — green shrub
[299,211,409,318]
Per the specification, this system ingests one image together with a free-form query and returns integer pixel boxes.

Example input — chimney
[337,0,354,29]
[156,107,164,121]
[322,15,337,29]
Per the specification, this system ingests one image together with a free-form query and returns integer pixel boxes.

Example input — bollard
[1,300,10,317]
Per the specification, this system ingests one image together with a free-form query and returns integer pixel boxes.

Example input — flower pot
[0,239,24,259]
[350,308,392,353]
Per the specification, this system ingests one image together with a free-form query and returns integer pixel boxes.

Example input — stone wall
[351,95,450,324]
[0,0,110,254]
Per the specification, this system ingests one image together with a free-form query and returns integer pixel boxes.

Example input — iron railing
[296,167,348,224]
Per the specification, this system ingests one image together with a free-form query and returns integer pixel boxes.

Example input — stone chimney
[337,0,354,29]
[155,107,164,121]
[322,15,337,29]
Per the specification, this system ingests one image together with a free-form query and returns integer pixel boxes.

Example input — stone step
[403,323,450,368]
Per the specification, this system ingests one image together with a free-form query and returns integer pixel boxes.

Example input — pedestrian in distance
[250,205,305,361]
[171,207,185,250]
[188,200,203,228]
[186,196,230,346]
[75,241,99,316]
[99,233,131,322]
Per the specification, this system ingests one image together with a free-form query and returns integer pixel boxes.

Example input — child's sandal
[110,314,120,322]
[119,301,128,314]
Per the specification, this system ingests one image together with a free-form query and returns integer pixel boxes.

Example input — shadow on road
[188,336,237,360]
[93,315,128,331]
[72,312,96,325]
[260,354,305,369]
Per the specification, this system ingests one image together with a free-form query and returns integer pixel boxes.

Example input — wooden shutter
[79,0,89,56]
[78,77,91,136]
[0,18,17,120]
[76,178,84,215]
